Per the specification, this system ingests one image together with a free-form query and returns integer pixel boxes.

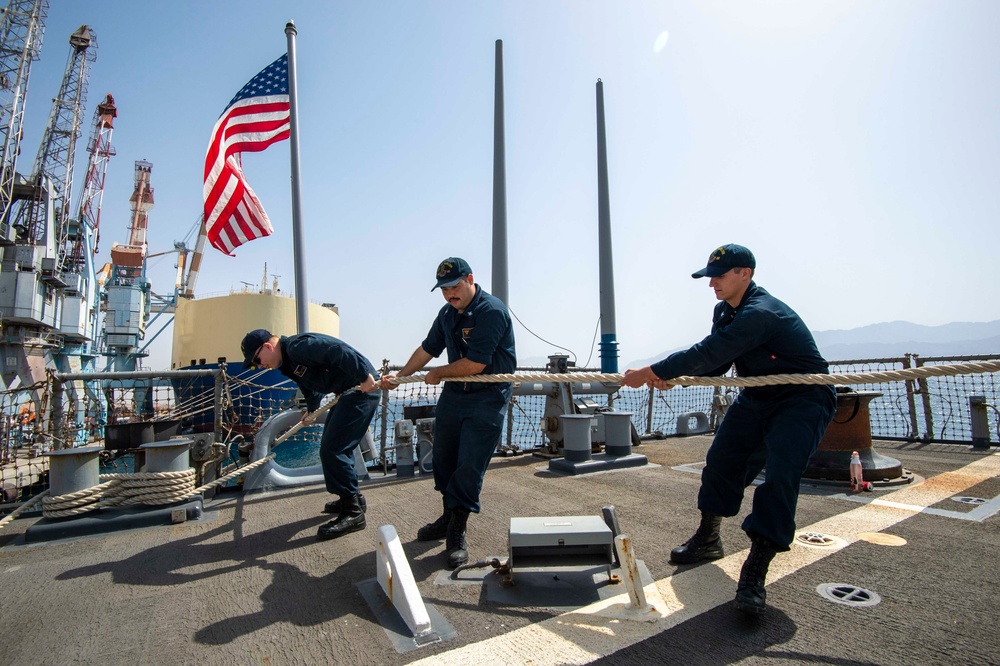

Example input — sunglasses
[251,344,264,367]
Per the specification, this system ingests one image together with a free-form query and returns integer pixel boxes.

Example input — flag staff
[285,20,309,333]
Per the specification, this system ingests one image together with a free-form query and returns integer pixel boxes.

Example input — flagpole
[285,20,309,333]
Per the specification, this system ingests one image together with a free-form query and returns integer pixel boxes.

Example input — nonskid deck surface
[1,437,998,666]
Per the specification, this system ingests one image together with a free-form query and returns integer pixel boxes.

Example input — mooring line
[388,359,1000,388]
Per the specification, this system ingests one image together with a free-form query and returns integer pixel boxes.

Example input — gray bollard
[46,446,103,496]
[602,412,633,457]
[970,396,991,450]
[140,438,193,473]
[397,441,415,477]
[394,419,415,477]
[560,414,594,462]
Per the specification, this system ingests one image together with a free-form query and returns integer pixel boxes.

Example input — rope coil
[1,454,277,525]
[103,469,197,506]
[41,480,118,518]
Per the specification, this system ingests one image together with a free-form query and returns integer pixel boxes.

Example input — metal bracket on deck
[376,524,437,641]
[242,409,370,492]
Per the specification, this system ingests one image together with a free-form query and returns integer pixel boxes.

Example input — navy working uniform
[422,284,516,513]
[652,282,836,549]
[277,333,380,499]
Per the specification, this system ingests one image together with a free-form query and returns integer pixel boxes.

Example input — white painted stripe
[835,494,1000,521]
[966,495,1000,521]
[410,452,1000,666]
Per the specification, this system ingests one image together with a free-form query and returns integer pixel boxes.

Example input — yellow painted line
[410,452,1000,666]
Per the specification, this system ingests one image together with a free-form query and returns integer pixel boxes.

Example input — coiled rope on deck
[0,453,278,523]
[40,480,119,518]
[99,469,198,508]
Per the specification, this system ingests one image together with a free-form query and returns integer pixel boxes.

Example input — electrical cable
[450,556,506,579]
[581,315,602,368]
[507,306,577,364]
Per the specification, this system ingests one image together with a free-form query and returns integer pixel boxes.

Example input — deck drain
[794,531,845,549]
[817,583,881,607]
[951,496,987,505]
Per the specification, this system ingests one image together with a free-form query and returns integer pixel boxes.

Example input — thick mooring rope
[0,490,49,530]
[190,452,275,495]
[384,359,1000,389]
[271,360,1000,444]
[41,480,119,518]
[273,396,342,445]
[100,469,198,508]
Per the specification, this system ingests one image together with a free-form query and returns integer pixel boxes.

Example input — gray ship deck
[1,436,998,665]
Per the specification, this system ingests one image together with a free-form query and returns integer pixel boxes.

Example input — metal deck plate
[357,577,457,654]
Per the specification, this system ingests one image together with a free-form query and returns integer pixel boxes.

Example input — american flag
[203,54,290,256]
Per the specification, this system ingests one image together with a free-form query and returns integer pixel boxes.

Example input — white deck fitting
[376,524,433,638]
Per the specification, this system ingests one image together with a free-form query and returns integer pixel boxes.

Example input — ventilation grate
[951,496,987,505]
[794,531,844,549]
[817,583,881,607]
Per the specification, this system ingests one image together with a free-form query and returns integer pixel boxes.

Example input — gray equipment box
[508,515,614,572]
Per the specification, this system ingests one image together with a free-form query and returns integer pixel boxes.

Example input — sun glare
[653,30,670,53]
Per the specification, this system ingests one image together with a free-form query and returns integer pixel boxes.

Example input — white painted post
[376,525,433,637]
[614,534,651,611]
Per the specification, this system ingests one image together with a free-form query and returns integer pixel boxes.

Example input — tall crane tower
[9,23,94,246]
[0,21,96,402]
[101,160,154,370]
[59,93,116,343]
[76,94,116,260]
[0,0,47,241]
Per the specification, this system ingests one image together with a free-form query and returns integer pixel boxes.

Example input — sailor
[620,244,836,615]
[380,257,516,569]
[241,329,380,540]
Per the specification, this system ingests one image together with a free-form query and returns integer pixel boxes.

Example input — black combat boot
[317,493,366,540]
[734,535,779,615]
[670,512,725,564]
[323,492,366,515]
[417,497,452,541]
[445,506,470,569]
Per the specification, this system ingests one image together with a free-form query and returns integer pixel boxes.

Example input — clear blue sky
[25,1,1000,370]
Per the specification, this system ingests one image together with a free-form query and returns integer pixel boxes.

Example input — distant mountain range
[812,320,1000,362]
[605,320,1000,369]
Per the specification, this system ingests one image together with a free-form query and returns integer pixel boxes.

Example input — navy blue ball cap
[691,244,756,279]
[241,328,272,368]
[432,257,472,290]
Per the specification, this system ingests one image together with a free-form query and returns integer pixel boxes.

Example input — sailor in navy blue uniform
[380,257,516,569]
[621,244,836,615]
[241,329,380,540]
